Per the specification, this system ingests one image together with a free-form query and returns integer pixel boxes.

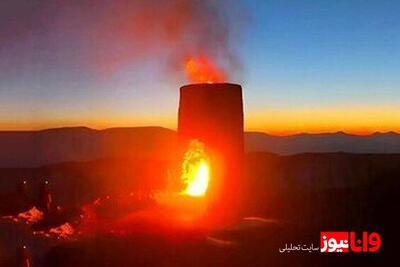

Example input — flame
[185,56,226,83]
[181,140,210,197]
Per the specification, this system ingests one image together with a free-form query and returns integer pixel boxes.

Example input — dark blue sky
[0,0,399,134]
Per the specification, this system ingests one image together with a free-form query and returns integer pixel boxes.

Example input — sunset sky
[1,0,399,135]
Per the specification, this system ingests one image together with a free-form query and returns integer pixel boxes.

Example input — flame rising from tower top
[185,56,226,84]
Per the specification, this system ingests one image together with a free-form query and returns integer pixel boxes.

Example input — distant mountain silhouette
[0,127,177,168]
[245,131,400,155]
[1,127,400,167]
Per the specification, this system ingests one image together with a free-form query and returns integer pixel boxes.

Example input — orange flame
[185,56,226,83]
[181,140,210,197]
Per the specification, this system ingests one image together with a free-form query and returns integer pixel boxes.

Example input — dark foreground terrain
[0,152,398,266]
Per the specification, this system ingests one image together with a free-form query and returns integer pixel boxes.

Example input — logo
[320,231,381,253]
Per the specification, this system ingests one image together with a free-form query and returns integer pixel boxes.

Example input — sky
[0,0,399,135]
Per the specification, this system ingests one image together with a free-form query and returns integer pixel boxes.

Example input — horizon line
[0,125,398,137]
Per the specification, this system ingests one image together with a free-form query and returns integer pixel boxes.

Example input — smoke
[0,0,247,81]
[92,0,246,80]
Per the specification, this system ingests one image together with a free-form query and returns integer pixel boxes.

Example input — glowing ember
[185,56,226,83]
[17,207,44,223]
[34,223,75,239]
[49,223,74,238]
[181,140,210,197]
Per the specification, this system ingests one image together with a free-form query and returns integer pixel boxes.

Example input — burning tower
[178,83,244,220]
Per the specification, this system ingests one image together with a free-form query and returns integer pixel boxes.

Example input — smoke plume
[0,0,246,81]
[92,0,245,80]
